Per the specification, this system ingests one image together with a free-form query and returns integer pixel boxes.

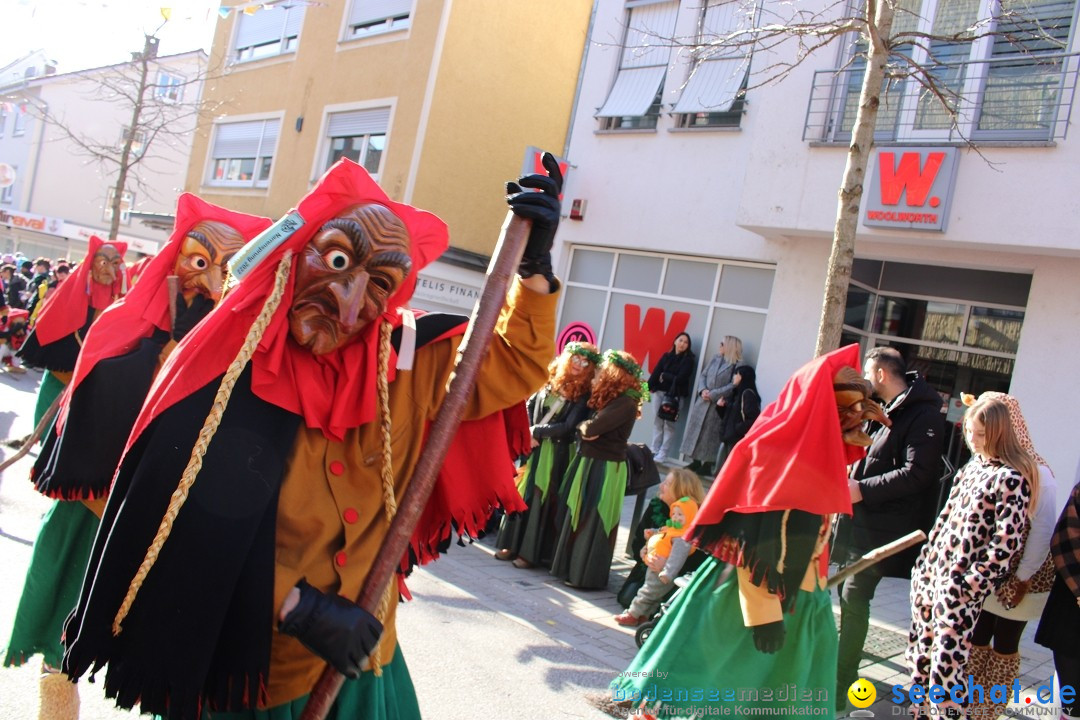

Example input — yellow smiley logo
[847,678,876,709]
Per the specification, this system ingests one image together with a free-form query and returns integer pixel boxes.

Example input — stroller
[634,571,693,648]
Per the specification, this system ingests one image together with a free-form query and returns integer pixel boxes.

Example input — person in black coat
[647,332,696,464]
[716,365,760,468]
[835,346,944,709]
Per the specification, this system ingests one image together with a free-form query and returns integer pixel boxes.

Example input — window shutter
[327,108,391,137]
[348,0,411,26]
[596,66,666,116]
[620,1,679,68]
[212,120,279,158]
[235,6,305,48]
[993,0,1075,57]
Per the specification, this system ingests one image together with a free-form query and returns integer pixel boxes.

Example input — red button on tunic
[328,460,345,476]
[334,551,347,567]
[343,507,359,524]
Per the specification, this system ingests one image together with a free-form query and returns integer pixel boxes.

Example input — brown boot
[966,643,991,682]
[39,670,80,720]
[969,649,1020,720]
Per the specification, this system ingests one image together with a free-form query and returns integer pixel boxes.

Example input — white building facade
[553,0,1080,477]
[0,49,206,261]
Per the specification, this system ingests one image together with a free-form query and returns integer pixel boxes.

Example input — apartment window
[596,0,679,130]
[345,0,411,38]
[12,109,26,136]
[207,118,280,188]
[324,108,389,175]
[672,0,755,128]
[234,5,306,62]
[103,188,134,225]
[0,165,15,204]
[829,0,1077,142]
[121,126,147,158]
[155,71,185,102]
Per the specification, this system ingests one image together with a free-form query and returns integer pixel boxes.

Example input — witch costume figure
[3,197,270,720]
[61,155,563,720]
[608,345,886,719]
[17,236,128,423]
[495,341,601,569]
[551,350,646,590]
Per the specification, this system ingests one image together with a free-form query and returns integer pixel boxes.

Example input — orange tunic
[266,279,556,705]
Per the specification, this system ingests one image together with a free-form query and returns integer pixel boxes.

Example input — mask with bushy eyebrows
[91,244,124,286]
[288,203,413,355]
[174,220,247,302]
[833,366,889,446]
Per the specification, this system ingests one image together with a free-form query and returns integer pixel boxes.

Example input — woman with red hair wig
[551,350,646,590]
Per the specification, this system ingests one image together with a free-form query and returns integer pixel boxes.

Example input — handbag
[657,393,680,422]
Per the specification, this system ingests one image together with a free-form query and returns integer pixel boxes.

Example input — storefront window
[613,254,663,293]
[844,286,875,331]
[568,249,614,285]
[964,306,1024,354]
[716,264,775,309]
[663,259,716,301]
[873,296,964,344]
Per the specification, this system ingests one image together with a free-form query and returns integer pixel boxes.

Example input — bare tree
[33,34,222,242]
[624,0,1072,355]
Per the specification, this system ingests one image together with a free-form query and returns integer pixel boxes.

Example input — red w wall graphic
[878,151,945,208]
[623,305,690,371]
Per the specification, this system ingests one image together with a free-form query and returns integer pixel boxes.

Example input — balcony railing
[803,52,1080,143]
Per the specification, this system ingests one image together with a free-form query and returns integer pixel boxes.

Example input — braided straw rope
[112,251,295,636]
[369,319,397,676]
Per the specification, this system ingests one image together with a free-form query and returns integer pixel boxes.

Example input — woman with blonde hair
[679,336,742,476]
[964,392,1065,720]
[551,350,645,589]
[907,395,1038,718]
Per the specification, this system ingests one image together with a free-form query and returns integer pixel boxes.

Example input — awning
[596,65,666,117]
[672,57,748,114]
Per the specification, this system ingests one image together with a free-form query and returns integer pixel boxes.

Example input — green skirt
[3,500,99,668]
[196,646,420,719]
[34,369,66,428]
[610,557,838,718]
[549,455,627,590]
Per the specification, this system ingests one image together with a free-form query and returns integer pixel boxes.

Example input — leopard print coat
[907,455,1032,693]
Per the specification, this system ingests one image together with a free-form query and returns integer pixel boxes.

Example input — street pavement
[0,368,1061,719]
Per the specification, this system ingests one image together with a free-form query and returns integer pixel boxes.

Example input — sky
[4,0,222,73]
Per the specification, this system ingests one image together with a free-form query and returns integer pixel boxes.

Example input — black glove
[752,621,786,654]
[506,152,562,287]
[172,293,215,341]
[278,579,383,678]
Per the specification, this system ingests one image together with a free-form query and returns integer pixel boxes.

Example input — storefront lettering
[0,209,46,230]
[624,305,690,371]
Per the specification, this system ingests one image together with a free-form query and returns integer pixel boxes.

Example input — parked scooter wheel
[635,620,656,648]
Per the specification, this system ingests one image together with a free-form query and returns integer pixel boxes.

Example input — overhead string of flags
[153,2,325,24]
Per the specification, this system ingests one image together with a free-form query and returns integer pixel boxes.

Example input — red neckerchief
[128,159,449,447]
[60,195,272,430]
[33,236,128,346]
[689,344,866,533]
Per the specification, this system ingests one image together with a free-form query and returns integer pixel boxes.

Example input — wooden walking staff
[826,530,927,589]
[300,212,532,720]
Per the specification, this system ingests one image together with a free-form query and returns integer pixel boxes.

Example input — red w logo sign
[878,151,945,208]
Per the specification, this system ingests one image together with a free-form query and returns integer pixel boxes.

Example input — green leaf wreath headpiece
[565,341,602,365]
[603,349,650,402]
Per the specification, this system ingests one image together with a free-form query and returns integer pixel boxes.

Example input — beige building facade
[186,0,592,313]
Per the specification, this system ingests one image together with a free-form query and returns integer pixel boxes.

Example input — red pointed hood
[33,236,128,346]
[129,159,449,446]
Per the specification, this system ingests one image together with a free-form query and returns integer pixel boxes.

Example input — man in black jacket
[836,346,944,707]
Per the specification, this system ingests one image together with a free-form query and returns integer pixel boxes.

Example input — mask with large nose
[174,221,247,302]
[288,203,413,355]
[91,244,124,286]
